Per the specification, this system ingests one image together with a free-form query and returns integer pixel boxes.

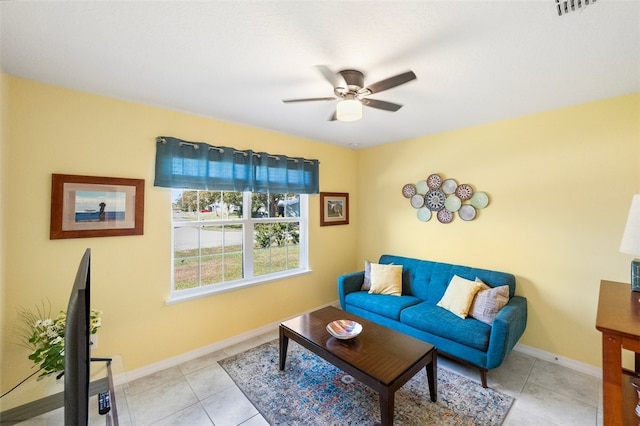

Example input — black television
[64,248,91,425]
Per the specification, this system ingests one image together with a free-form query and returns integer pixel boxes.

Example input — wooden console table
[596,280,640,425]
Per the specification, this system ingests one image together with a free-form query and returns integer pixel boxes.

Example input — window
[170,189,308,301]
[154,136,318,302]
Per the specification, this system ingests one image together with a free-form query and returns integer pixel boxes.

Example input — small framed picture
[320,192,349,226]
[50,174,145,239]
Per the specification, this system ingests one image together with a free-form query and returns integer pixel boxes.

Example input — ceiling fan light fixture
[283,67,416,122]
[336,98,362,122]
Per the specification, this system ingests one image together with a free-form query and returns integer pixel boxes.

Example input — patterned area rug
[218,340,514,425]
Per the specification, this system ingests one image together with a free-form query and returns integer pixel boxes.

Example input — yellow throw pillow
[436,275,485,319]
[368,263,403,296]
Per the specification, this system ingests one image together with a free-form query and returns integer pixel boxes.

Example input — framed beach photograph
[320,192,349,226]
[50,174,145,239]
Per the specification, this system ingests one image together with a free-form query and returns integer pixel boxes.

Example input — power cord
[0,368,44,399]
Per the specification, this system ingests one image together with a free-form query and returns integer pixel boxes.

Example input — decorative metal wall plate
[417,207,432,222]
[459,205,477,221]
[416,180,429,194]
[470,191,489,209]
[401,173,489,223]
[444,195,462,212]
[437,209,453,223]
[442,178,457,194]
[410,194,425,209]
[455,184,473,200]
[425,190,446,211]
[402,183,417,198]
[427,173,442,189]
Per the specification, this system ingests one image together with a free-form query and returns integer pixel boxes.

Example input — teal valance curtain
[154,136,320,194]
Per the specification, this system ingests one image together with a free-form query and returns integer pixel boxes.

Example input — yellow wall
[1,73,639,391]
[0,76,358,389]
[357,93,640,367]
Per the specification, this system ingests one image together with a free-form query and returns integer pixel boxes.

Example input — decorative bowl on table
[326,320,363,340]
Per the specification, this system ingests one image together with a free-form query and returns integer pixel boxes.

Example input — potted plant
[17,301,102,378]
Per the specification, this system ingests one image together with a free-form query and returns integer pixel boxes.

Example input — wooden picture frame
[320,192,349,226]
[50,174,145,239]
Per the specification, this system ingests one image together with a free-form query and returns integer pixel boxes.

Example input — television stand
[90,357,119,425]
[54,357,112,379]
[0,355,127,425]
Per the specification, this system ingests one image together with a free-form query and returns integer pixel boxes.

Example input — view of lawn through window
[172,189,303,291]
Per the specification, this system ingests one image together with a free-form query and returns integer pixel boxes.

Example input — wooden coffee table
[279,306,437,426]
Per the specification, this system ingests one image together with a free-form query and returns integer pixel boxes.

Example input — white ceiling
[1,1,639,149]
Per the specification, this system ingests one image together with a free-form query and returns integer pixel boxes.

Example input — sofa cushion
[369,263,403,296]
[400,302,491,352]
[469,281,510,325]
[436,275,484,318]
[345,291,421,320]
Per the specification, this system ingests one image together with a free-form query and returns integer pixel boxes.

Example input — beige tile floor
[116,329,603,426]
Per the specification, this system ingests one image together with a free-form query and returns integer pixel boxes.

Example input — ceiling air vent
[555,0,597,16]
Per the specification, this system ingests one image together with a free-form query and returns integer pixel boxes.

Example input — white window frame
[167,191,310,304]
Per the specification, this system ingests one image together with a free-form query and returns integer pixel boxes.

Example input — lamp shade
[336,99,362,122]
[620,195,640,257]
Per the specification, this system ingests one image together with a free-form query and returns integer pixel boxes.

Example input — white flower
[18,303,102,377]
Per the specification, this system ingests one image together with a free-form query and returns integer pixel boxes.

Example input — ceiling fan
[282,66,417,122]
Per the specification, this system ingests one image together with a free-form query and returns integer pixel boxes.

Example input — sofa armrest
[337,271,365,309]
[486,296,527,369]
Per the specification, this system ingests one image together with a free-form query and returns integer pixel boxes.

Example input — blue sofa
[337,254,527,387]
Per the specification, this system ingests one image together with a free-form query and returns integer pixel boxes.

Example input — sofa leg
[479,368,488,388]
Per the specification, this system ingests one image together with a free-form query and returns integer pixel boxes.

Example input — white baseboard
[124,301,341,382]
[513,342,601,379]
[124,301,601,383]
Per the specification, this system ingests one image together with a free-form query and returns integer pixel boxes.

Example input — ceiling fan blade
[338,69,364,88]
[329,111,337,121]
[361,98,403,112]
[365,70,417,94]
[315,65,341,87]
[282,97,336,103]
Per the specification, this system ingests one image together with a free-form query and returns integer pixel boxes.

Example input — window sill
[165,268,313,305]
